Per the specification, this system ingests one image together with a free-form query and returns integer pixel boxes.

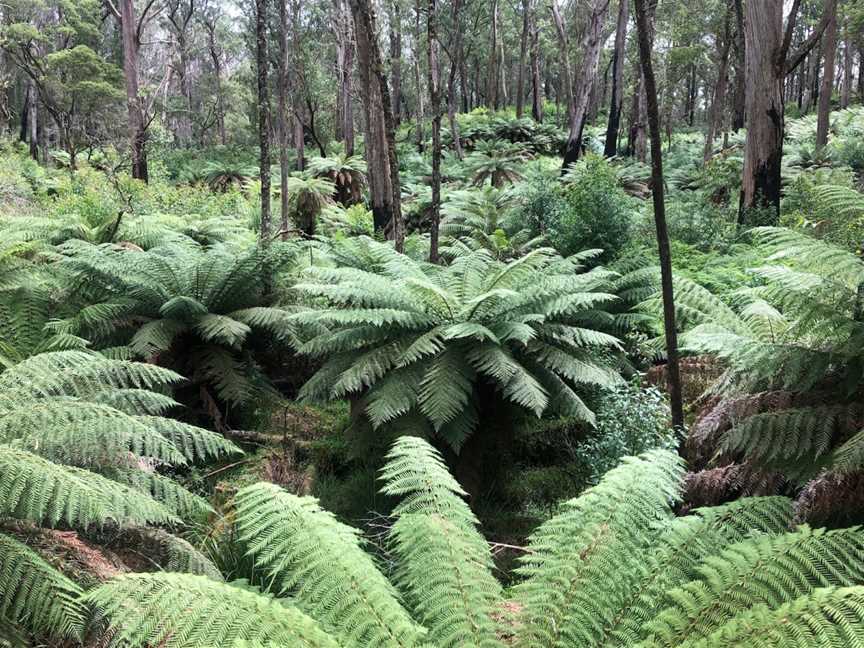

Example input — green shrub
[551,154,632,262]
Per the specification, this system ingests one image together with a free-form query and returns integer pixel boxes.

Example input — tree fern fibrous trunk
[633,0,684,432]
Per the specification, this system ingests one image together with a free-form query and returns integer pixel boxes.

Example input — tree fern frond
[86,573,339,648]
[0,445,176,527]
[234,483,425,647]
[0,533,86,640]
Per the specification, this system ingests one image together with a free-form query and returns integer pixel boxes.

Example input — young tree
[278,0,291,237]
[529,0,543,122]
[633,0,684,431]
[255,0,272,242]
[515,0,529,118]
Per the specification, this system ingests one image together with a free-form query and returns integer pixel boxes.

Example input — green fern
[89,437,864,648]
[234,482,425,647]
[294,237,623,451]
[86,573,339,648]
[0,533,86,640]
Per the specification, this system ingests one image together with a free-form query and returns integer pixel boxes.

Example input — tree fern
[0,533,86,640]
[294,237,623,452]
[86,573,339,648]
[88,437,864,647]
[234,482,425,647]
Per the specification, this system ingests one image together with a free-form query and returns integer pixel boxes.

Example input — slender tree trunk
[413,0,425,151]
[803,46,820,113]
[208,38,227,145]
[604,0,629,157]
[119,0,148,182]
[389,1,403,126]
[816,0,837,150]
[290,1,306,171]
[515,0,530,118]
[350,0,404,250]
[427,0,441,263]
[558,0,609,171]
[633,0,684,433]
[530,0,543,122]
[704,6,732,163]
[278,0,291,238]
[730,0,745,131]
[841,26,852,109]
[333,0,355,155]
[255,0,272,242]
[486,0,499,109]
[446,0,464,158]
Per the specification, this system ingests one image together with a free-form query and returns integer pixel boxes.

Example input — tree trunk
[730,0,745,131]
[559,0,609,171]
[704,6,732,163]
[389,1,403,126]
[413,0,425,152]
[604,0,629,157]
[841,26,852,109]
[633,0,684,433]
[529,0,543,122]
[119,0,148,182]
[486,0,499,109]
[349,0,404,251]
[803,45,820,113]
[427,0,441,263]
[278,0,291,239]
[207,27,227,145]
[739,0,784,224]
[336,0,356,155]
[815,0,837,150]
[446,0,464,159]
[290,1,306,171]
[255,0,272,242]
[515,0,530,118]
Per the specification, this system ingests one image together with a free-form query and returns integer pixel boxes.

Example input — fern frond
[234,483,425,647]
[86,573,339,648]
[0,533,86,640]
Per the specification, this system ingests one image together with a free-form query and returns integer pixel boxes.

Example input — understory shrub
[550,154,632,262]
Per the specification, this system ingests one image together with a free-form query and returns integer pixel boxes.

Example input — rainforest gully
[0,0,863,645]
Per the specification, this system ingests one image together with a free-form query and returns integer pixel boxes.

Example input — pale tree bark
[202,12,227,145]
[427,0,441,263]
[549,0,575,127]
[815,0,837,149]
[604,0,629,157]
[841,25,852,109]
[633,0,683,432]
[114,0,149,182]
[333,0,355,154]
[413,0,425,151]
[166,0,196,146]
[739,0,836,224]
[559,0,610,171]
[703,3,732,163]
[349,0,405,251]
[255,0,272,242]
